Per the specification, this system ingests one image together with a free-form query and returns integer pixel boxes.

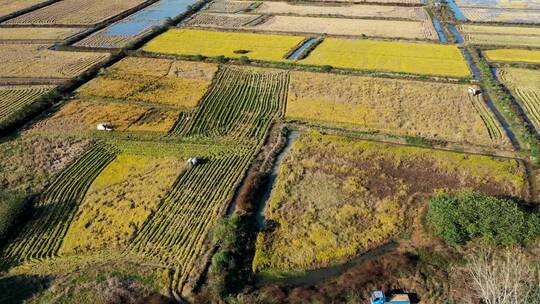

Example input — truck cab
[370,290,411,304]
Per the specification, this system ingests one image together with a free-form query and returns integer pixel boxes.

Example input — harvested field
[484,49,540,64]
[253,2,430,21]
[78,57,218,109]
[0,44,109,79]
[499,68,540,132]
[0,85,55,125]
[460,24,540,47]
[298,0,422,4]
[75,0,199,49]
[143,29,305,62]
[460,8,540,24]
[185,12,259,28]
[253,132,526,272]
[0,0,48,19]
[206,0,255,13]
[33,100,180,134]
[287,71,508,147]
[4,0,146,26]
[60,154,187,254]
[455,0,540,9]
[300,38,470,77]
[0,27,85,43]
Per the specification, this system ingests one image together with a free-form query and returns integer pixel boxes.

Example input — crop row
[0,85,55,124]
[469,94,505,143]
[1,143,117,262]
[128,149,254,292]
[173,66,288,142]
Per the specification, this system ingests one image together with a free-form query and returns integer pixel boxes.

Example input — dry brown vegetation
[206,0,255,13]
[0,27,85,42]
[0,0,48,18]
[185,13,259,28]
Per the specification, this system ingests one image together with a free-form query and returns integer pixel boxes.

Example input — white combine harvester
[96,123,113,131]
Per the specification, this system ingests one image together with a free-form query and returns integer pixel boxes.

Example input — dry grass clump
[4,0,146,25]
[60,154,186,254]
[287,71,508,147]
[78,57,217,109]
[253,15,437,40]
[33,100,179,133]
[0,27,85,42]
[253,132,526,272]
[0,44,109,79]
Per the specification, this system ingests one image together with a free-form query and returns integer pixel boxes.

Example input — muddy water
[256,131,299,228]
[432,18,448,43]
[287,38,319,60]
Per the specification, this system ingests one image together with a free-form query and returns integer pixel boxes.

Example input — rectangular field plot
[253,132,526,273]
[0,44,109,79]
[78,57,218,109]
[499,68,540,132]
[0,27,86,43]
[484,49,540,64]
[460,24,540,47]
[186,13,438,40]
[294,0,423,4]
[143,29,305,62]
[205,0,256,13]
[287,71,508,147]
[460,8,540,23]
[300,38,470,77]
[59,153,187,254]
[0,0,50,19]
[251,2,430,21]
[75,0,198,49]
[3,0,146,26]
[455,0,540,9]
[0,85,55,125]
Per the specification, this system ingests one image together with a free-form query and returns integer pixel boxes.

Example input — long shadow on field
[0,275,52,304]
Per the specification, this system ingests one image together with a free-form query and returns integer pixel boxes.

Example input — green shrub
[427,190,539,246]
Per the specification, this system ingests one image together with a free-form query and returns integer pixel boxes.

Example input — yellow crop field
[33,100,179,133]
[499,68,540,132]
[143,29,305,62]
[0,27,85,42]
[287,71,508,147]
[4,0,146,26]
[300,38,470,77]
[0,0,48,18]
[253,132,526,272]
[60,154,186,254]
[484,49,540,64]
[0,44,109,79]
[78,57,218,108]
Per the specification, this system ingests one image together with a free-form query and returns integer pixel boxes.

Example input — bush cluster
[427,190,540,246]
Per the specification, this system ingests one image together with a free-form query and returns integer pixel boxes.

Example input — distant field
[300,38,470,77]
[143,29,304,62]
[460,24,540,47]
[484,49,540,64]
[0,0,48,19]
[297,0,422,4]
[499,68,540,132]
[0,85,55,125]
[186,13,438,40]
[206,0,255,13]
[287,71,508,147]
[252,2,429,20]
[4,0,146,26]
[456,0,540,9]
[460,8,540,24]
[0,44,109,79]
[253,132,526,272]
[0,27,85,42]
[78,57,218,109]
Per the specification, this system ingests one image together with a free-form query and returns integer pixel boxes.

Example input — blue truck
[370,291,411,304]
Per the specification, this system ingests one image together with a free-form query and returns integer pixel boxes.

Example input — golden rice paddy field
[0,0,49,19]
[253,132,526,272]
[143,29,305,62]
[186,13,438,40]
[300,38,470,77]
[460,8,540,24]
[0,27,86,43]
[484,49,540,64]
[0,85,55,125]
[499,68,540,132]
[78,57,218,109]
[287,71,508,147]
[460,24,540,47]
[3,0,146,26]
[251,2,430,21]
[0,44,110,79]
